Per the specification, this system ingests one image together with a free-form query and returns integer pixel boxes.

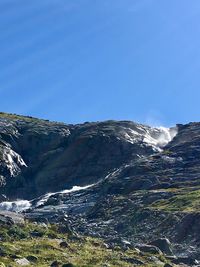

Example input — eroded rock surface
[1,113,200,264]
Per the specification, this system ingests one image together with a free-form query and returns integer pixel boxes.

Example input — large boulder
[0,247,7,257]
[15,258,30,266]
[172,256,199,265]
[62,264,75,267]
[26,255,38,263]
[149,238,173,255]
[136,244,162,255]
[50,261,61,267]
[121,257,145,265]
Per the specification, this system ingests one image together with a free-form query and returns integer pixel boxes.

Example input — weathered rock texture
[0,112,176,199]
[1,112,200,263]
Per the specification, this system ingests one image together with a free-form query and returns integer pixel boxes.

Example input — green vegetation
[0,222,171,267]
[0,112,41,122]
[0,112,57,125]
[151,188,200,212]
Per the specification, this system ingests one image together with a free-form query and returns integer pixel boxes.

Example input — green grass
[0,238,161,267]
[0,222,171,267]
[0,112,41,122]
[0,112,60,125]
[151,188,200,212]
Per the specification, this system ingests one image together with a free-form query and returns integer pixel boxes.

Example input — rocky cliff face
[0,112,176,199]
[1,112,200,264]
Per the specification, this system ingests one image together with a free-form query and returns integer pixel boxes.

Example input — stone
[136,244,162,255]
[62,264,75,267]
[58,224,73,235]
[30,230,44,237]
[122,257,145,265]
[60,241,69,248]
[15,258,30,266]
[1,114,200,264]
[102,243,110,249]
[0,247,7,257]
[26,255,38,263]
[164,264,173,267]
[172,256,199,265]
[121,239,132,248]
[50,261,62,267]
[149,238,173,255]
[148,256,165,265]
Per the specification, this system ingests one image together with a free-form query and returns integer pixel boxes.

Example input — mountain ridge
[0,112,178,199]
[0,113,200,265]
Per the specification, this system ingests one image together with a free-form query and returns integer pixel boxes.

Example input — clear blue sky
[0,0,199,126]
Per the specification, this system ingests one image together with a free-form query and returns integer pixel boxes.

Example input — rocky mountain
[0,112,200,266]
[0,112,176,199]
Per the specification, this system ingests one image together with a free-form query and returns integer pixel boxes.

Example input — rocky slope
[0,211,174,267]
[0,112,200,266]
[0,112,176,199]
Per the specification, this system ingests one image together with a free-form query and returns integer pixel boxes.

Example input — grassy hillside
[0,221,171,267]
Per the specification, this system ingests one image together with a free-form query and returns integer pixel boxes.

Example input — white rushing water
[36,184,94,207]
[123,125,177,152]
[0,200,31,212]
[3,147,27,177]
[0,184,95,213]
[0,126,177,213]
[143,126,178,150]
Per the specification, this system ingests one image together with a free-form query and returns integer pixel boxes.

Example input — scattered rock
[50,261,62,267]
[165,256,177,261]
[58,223,73,235]
[134,248,141,254]
[62,264,75,267]
[30,230,44,237]
[149,238,173,255]
[0,247,7,257]
[45,197,60,206]
[10,254,20,259]
[164,264,173,267]
[0,211,24,225]
[172,256,199,265]
[121,257,145,265]
[15,258,30,266]
[26,255,38,263]
[102,243,110,249]
[60,241,69,248]
[137,244,162,255]
[0,213,14,226]
[121,239,132,249]
[0,194,6,201]
[148,256,165,265]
